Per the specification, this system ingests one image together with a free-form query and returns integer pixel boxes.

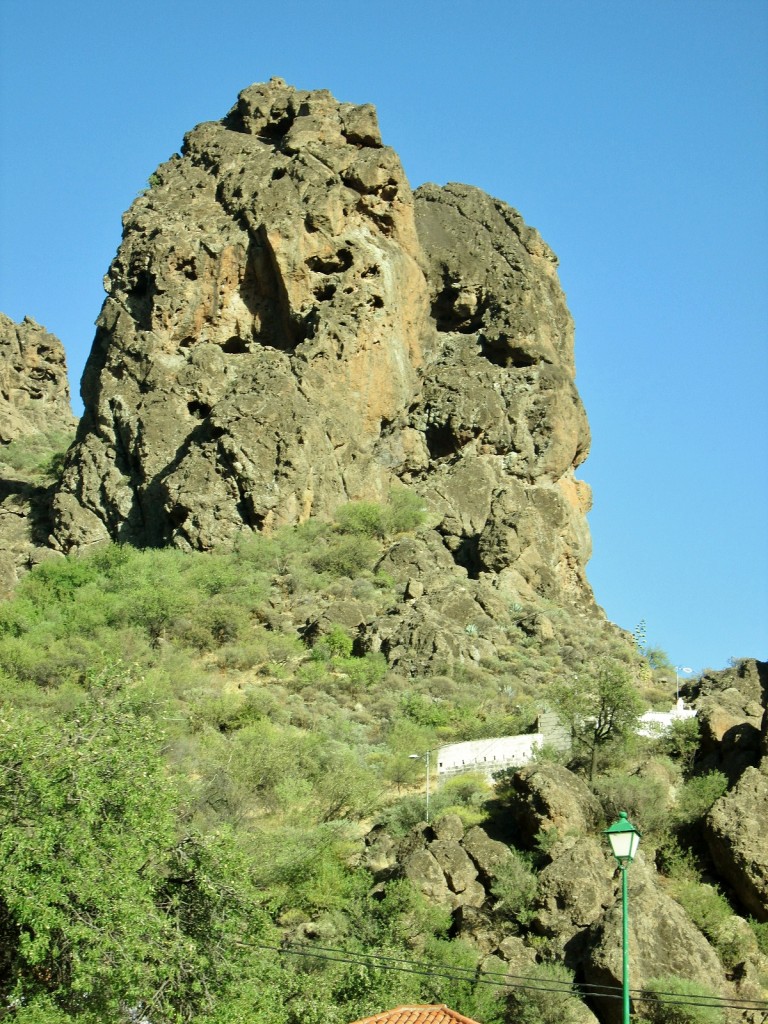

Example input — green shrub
[675,771,728,825]
[640,976,725,1023]
[386,487,427,533]
[660,716,700,770]
[505,961,585,1024]
[748,917,768,955]
[311,535,380,577]
[490,848,538,928]
[592,768,673,838]
[334,500,390,538]
[332,490,425,540]
[666,869,750,966]
[312,625,354,659]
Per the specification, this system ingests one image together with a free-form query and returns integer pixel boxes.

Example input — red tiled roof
[349,1005,482,1024]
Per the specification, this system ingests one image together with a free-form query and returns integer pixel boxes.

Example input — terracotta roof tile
[348,1004,482,1024]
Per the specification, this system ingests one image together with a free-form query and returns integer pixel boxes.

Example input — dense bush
[490,849,538,929]
[639,976,725,1024]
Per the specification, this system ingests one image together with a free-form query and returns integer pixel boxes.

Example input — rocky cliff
[0,315,75,596]
[51,78,593,616]
[0,314,74,445]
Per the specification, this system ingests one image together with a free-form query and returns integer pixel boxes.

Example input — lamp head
[603,811,641,864]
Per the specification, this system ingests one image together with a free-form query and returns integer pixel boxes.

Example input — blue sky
[1,0,766,674]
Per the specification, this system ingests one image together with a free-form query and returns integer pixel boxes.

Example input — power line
[237,938,768,1013]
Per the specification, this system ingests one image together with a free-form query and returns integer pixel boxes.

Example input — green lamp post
[603,811,642,1024]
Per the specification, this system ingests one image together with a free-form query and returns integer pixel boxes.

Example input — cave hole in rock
[188,400,212,420]
[304,215,319,233]
[369,295,384,309]
[361,264,380,278]
[257,112,294,142]
[424,421,457,461]
[314,283,336,302]
[128,270,152,300]
[221,337,250,354]
[168,505,189,528]
[479,335,538,368]
[125,270,155,329]
[179,337,196,349]
[176,259,197,281]
[430,284,484,334]
[306,248,354,274]
[451,533,483,579]
[271,166,287,181]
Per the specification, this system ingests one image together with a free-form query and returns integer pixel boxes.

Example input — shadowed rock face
[51,78,594,611]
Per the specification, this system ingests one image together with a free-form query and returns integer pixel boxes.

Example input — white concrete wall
[437,734,544,781]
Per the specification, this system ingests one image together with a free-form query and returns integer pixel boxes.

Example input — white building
[636,698,697,738]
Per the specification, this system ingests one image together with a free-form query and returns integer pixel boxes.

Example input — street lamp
[674,666,692,702]
[603,811,641,1024]
[409,750,431,824]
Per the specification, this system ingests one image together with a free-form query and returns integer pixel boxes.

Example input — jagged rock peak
[51,79,593,612]
[0,314,75,444]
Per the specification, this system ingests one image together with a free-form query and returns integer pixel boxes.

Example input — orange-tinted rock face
[52,79,595,615]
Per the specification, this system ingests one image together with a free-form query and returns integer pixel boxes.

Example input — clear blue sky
[1,0,766,674]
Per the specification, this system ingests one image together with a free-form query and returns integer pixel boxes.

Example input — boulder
[531,837,611,949]
[690,659,767,781]
[0,315,76,595]
[502,762,603,850]
[582,854,725,1024]
[705,765,768,921]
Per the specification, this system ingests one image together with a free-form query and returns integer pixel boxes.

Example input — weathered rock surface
[583,854,726,1024]
[705,765,768,921]
[0,315,75,596]
[50,78,595,626]
[501,761,603,850]
[530,836,611,949]
[686,659,767,785]
[0,314,75,444]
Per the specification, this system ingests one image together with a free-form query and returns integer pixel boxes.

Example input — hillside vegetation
[2,484,764,1024]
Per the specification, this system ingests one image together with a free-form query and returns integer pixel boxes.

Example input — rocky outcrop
[50,79,594,620]
[360,797,760,1024]
[705,765,768,922]
[0,314,75,444]
[0,315,75,596]
[690,659,767,782]
[501,761,603,851]
[583,854,726,1024]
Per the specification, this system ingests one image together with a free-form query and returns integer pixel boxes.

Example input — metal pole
[425,750,431,824]
[621,863,630,1024]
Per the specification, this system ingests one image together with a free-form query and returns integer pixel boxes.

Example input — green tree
[0,669,262,1021]
[548,660,644,780]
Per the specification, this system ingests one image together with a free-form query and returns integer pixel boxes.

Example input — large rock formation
[51,79,594,613]
[0,315,75,596]
[0,314,75,444]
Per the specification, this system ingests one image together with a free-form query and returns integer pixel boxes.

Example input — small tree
[548,659,644,780]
